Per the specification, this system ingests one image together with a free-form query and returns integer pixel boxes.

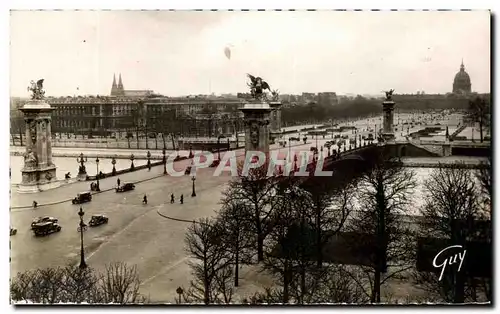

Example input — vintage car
[32,222,62,237]
[31,216,58,229]
[88,214,109,227]
[185,166,192,175]
[116,183,135,193]
[72,191,92,204]
[10,227,17,236]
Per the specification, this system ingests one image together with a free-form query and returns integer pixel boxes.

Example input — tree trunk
[373,181,385,303]
[171,134,176,151]
[145,123,149,149]
[479,118,484,143]
[316,204,323,268]
[256,215,264,262]
[204,261,210,304]
[155,135,158,150]
[136,126,140,149]
[257,234,264,262]
[283,262,290,303]
[234,247,239,287]
[127,128,131,149]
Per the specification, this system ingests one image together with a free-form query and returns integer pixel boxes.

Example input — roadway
[10,141,321,303]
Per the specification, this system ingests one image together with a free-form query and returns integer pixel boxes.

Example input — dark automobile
[31,216,58,229]
[72,191,92,204]
[116,183,135,193]
[32,222,62,237]
[10,227,17,236]
[89,214,109,227]
[185,166,192,175]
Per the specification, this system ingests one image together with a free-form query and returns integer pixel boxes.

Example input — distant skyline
[10,10,491,97]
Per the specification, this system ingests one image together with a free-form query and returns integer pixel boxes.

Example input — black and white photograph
[8,8,492,305]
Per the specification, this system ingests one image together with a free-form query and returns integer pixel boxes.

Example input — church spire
[118,73,123,89]
[111,74,118,96]
[460,58,465,71]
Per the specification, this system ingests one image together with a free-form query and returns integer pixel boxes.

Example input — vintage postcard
[9,10,491,305]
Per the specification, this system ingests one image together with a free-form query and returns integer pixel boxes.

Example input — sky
[10,10,491,97]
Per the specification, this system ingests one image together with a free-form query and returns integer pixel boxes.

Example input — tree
[348,151,417,303]
[97,262,145,304]
[415,164,491,303]
[184,217,233,304]
[222,165,279,262]
[10,263,146,304]
[301,175,356,267]
[467,97,490,142]
[218,201,254,287]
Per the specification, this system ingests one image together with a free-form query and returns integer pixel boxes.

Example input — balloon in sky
[224,47,231,60]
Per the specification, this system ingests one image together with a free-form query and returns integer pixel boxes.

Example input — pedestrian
[143,194,148,205]
[170,193,175,204]
[32,201,38,208]
[180,194,184,205]
[117,178,121,187]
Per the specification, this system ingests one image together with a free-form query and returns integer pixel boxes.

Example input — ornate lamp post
[147,151,151,170]
[78,206,87,269]
[130,154,135,170]
[162,148,167,174]
[111,157,116,176]
[189,145,194,159]
[77,153,87,175]
[191,175,196,197]
[217,135,222,160]
[95,157,100,191]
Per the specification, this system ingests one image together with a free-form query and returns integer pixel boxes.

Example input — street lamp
[77,153,87,175]
[130,154,135,170]
[147,151,151,170]
[95,157,100,191]
[78,206,87,269]
[217,135,222,161]
[111,157,117,176]
[191,176,196,197]
[162,148,167,174]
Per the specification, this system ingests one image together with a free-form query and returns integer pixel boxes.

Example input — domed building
[452,60,472,94]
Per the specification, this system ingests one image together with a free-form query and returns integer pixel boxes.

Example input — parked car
[185,166,192,175]
[88,214,109,227]
[31,216,58,229]
[116,183,135,193]
[32,222,62,237]
[10,227,17,236]
[72,191,92,204]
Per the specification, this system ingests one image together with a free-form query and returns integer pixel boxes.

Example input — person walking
[143,194,148,205]
[170,193,175,204]
[117,178,121,187]
[32,201,38,209]
[180,194,184,205]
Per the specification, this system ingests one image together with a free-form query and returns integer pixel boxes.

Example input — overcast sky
[10,10,490,97]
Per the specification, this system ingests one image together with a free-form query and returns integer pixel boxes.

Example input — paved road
[11,140,322,303]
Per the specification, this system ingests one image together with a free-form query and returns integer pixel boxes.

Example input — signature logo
[433,245,467,281]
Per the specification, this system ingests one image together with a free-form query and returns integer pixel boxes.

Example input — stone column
[382,100,396,141]
[240,102,272,160]
[269,101,282,144]
[18,100,59,193]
